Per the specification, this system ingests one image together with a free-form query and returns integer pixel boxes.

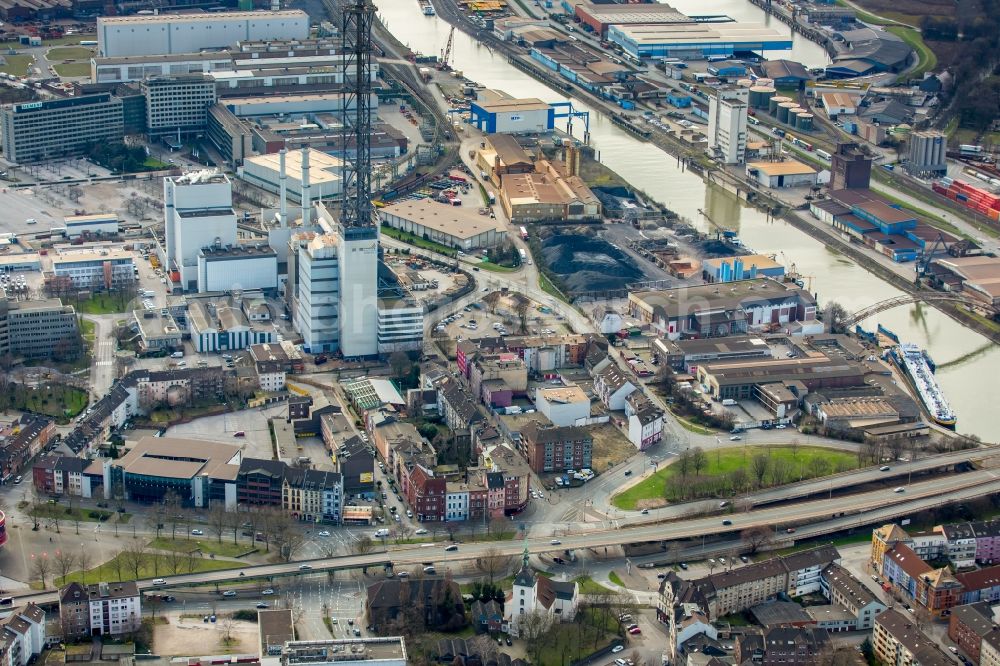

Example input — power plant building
[197,244,278,294]
[708,87,749,164]
[163,171,238,292]
[830,142,872,190]
[906,130,947,178]
[241,149,343,202]
[0,94,124,164]
[96,10,310,57]
[378,199,508,250]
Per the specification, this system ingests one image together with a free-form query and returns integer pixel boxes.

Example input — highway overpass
[10,467,998,607]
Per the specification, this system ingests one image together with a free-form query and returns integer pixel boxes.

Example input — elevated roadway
[10,467,999,607]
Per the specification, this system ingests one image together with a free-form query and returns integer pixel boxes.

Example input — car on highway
[299,564,313,571]
[950,647,958,654]
[318,530,331,537]
[152,579,166,586]
[423,566,436,574]
[256,602,269,609]
[640,509,649,515]
[722,519,733,526]
[740,555,749,563]
[444,544,459,552]
[191,529,204,536]
[679,562,688,570]
[262,589,274,595]
[624,470,632,476]
[894,487,905,493]
[880,466,891,471]
[729,435,742,441]
[415,528,428,535]
[222,590,237,597]
[396,571,409,578]
[786,528,796,534]
[12,476,20,484]
[550,539,561,545]
[611,646,624,654]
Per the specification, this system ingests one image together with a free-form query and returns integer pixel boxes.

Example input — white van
[170,351,184,358]
[374,528,390,538]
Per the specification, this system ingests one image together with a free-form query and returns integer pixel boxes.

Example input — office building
[0,296,80,360]
[96,10,310,57]
[377,298,424,354]
[163,171,237,291]
[295,234,340,354]
[830,142,872,190]
[906,130,947,178]
[708,87,749,164]
[468,95,556,134]
[141,75,217,138]
[59,581,141,638]
[196,244,278,293]
[50,249,135,290]
[188,297,274,353]
[109,436,241,508]
[0,94,123,163]
[133,310,182,352]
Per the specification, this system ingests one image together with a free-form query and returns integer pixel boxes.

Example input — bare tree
[123,541,149,580]
[220,614,237,645]
[208,503,228,543]
[353,535,374,555]
[163,490,182,540]
[750,453,770,488]
[26,501,43,531]
[676,449,692,478]
[487,518,508,541]
[110,547,127,582]
[77,549,92,586]
[690,447,708,476]
[166,546,183,575]
[53,550,77,585]
[516,610,552,664]
[31,555,52,589]
[68,495,82,535]
[741,525,773,555]
[475,546,514,584]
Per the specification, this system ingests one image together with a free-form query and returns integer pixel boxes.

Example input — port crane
[438,26,455,70]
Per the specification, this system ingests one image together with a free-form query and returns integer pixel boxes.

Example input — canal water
[376,1,996,440]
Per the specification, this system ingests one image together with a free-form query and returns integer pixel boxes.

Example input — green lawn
[887,26,937,78]
[31,503,117,524]
[46,46,95,60]
[53,62,91,78]
[380,225,457,257]
[573,575,613,595]
[74,292,134,314]
[150,537,254,558]
[143,157,170,169]
[612,445,859,510]
[608,571,624,587]
[538,271,569,303]
[55,551,239,587]
[0,55,33,77]
[535,608,617,666]
[7,383,89,422]
[478,261,518,272]
[41,35,91,46]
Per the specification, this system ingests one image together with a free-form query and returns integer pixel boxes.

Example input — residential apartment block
[519,422,593,474]
[0,604,45,666]
[282,468,343,524]
[59,582,141,638]
[0,296,81,361]
[873,609,951,666]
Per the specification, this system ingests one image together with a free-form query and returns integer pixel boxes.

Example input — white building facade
[708,87,749,165]
[338,225,379,358]
[164,171,237,292]
[295,234,340,354]
[376,300,424,354]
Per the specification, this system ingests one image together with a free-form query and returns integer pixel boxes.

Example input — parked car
[191,529,204,536]
[262,589,275,595]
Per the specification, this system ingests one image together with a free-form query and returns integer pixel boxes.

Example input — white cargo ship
[894,343,956,428]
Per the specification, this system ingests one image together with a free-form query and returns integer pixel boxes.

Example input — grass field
[150,537,253,559]
[46,46,95,60]
[10,384,89,422]
[612,445,858,510]
[478,261,518,272]
[53,62,91,78]
[0,55,33,77]
[74,292,134,314]
[55,551,239,587]
[536,608,617,666]
[31,503,118,524]
[888,26,937,78]
[573,575,613,595]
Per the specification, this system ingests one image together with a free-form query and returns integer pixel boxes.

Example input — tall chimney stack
[278,148,288,228]
[300,147,311,225]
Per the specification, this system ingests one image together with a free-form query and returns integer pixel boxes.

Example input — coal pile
[540,231,644,294]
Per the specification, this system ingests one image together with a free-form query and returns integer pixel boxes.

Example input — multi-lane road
[10,466,999,606]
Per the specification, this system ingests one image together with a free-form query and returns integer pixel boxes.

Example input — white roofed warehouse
[378,199,508,251]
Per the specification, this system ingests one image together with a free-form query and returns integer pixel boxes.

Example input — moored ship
[892,343,956,428]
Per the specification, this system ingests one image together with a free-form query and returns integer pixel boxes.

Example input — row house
[941,522,978,568]
[368,411,425,468]
[283,468,343,524]
[593,364,636,411]
[738,627,830,666]
[971,520,1000,565]
[0,604,45,666]
[406,464,446,522]
[470,353,528,407]
[456,334,596,378]
[32,455,92,498]
[820,564,886,631]
[948,602,994,664]
[873,609,951,666]
[625,392,663,450]
[873,520,1000,572]
[956,566,1000,605]
[236,457,288,507]
[882,543,963,618]
[518,421,592,474]
[439,380,483,432]
[0,415,56,482]
[334,435,376,500]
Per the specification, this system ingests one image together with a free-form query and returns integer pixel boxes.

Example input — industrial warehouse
[378,199,508,251]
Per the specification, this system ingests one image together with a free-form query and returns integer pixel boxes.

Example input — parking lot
[432,289,572,339]
[165,405,286,457]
